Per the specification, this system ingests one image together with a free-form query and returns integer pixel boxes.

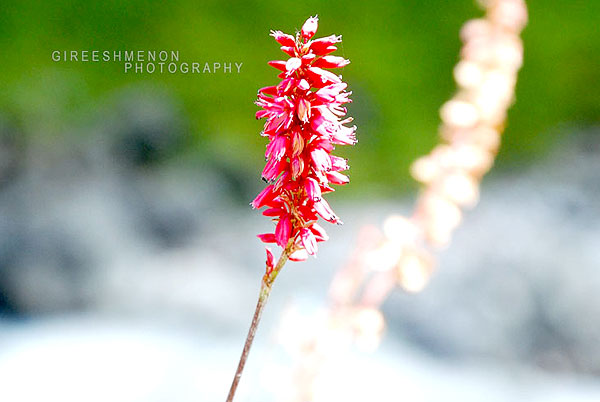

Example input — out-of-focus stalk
[273,1,529,401]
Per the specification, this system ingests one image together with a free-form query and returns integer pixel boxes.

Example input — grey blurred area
[0,87,599,401]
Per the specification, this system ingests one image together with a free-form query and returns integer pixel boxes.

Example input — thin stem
[226,248,290,402]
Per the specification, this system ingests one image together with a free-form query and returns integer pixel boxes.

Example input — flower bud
[297,98,311,123]
[270,30,296,47]
[265,247,276,275]
[301,16,319,40]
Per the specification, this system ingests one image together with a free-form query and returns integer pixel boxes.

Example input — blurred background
[0,0,599,401]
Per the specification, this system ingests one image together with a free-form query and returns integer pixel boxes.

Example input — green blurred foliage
[0,0,598,198]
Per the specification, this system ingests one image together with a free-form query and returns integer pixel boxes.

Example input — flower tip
[270,30,296,48]
[265,247,276,275]
[301,16,319,40]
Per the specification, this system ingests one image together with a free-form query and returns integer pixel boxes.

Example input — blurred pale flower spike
[274,2,529,400]
[378,0,528,289]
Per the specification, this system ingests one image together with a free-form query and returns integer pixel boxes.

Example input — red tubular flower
[252,16,356,261]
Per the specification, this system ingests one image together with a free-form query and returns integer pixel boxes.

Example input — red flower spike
[253,16,355,258]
